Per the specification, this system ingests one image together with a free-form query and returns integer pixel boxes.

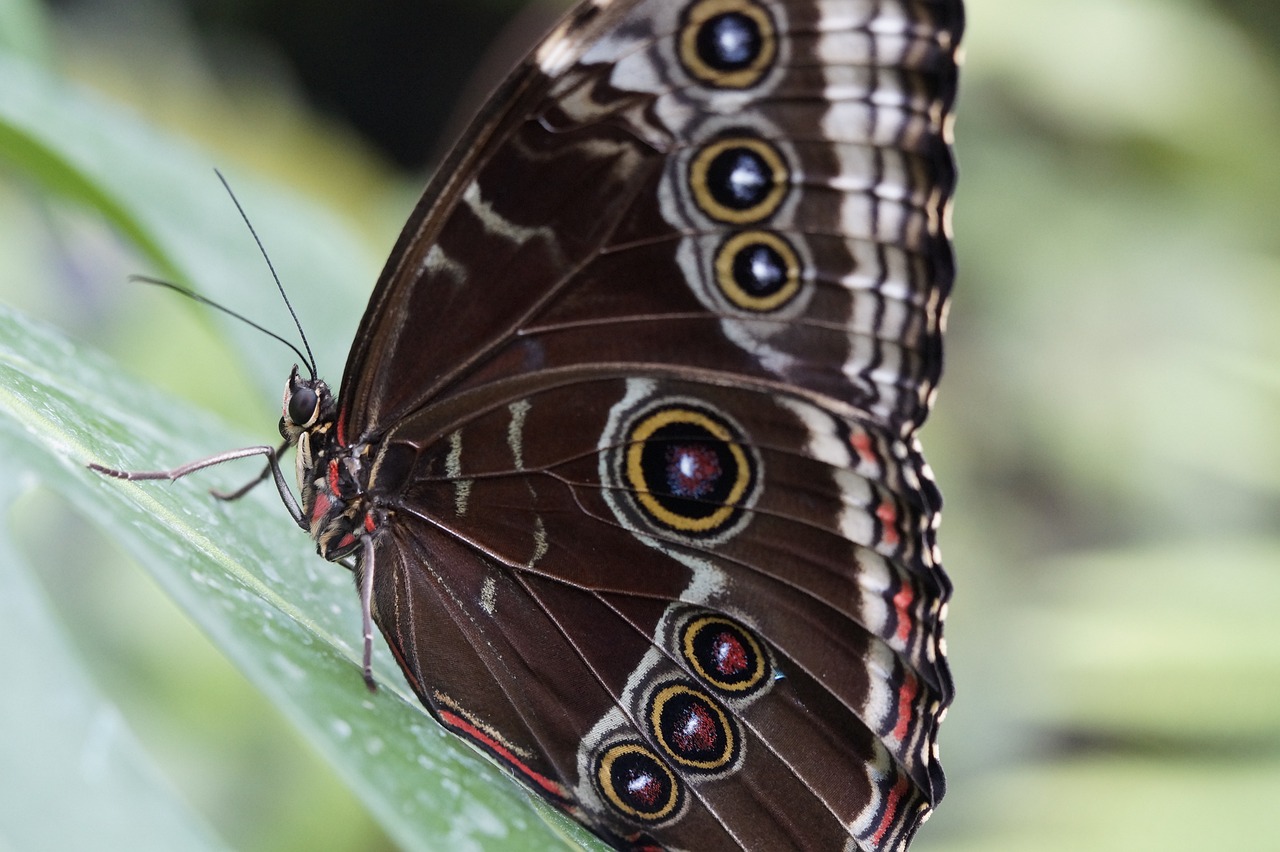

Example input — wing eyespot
[678,0,778,90]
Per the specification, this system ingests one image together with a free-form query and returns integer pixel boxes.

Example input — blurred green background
[1,0,1278,849]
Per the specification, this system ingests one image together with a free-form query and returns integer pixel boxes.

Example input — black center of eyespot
[596,743,680,822]
[288,386,318,425]
[649,684,737,770]
[711,632,747,675]
[615,755,665,807]
[665,697,721,757]
[706,146,772,210]
[733,240,787,296]
[697,626,751,680]
[665,442,722,500]
[683,615,770,694]
[641,423,736,520]
[713,230,802,312]
[678,0,776,89]
[622,404,757,537]
[696,12,761,71]
[689,137,788,225]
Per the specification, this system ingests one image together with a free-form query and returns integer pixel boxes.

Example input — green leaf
[0,50,375,397]
[0,464,228,852]
[0,0,50,64]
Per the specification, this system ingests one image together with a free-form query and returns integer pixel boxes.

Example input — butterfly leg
[358,534,377,692]
[209,439,290,501]
[89,443,306,528]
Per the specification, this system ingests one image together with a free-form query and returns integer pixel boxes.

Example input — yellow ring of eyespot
[679,0,777,89]
[682,615,768,692]
[625,407,752,533]
[688,136,789,225]
[713,230,802,312]
[596,742,680,821]
[649,683,736,770]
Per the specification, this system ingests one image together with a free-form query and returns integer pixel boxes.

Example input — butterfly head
[279,364,336,443]
[278,365,372,560]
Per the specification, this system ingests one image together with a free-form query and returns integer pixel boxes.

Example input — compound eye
[287,385,319,427]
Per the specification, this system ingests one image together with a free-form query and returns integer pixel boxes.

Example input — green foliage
[1,0,1279,850]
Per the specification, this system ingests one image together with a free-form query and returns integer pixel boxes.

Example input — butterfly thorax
[280,366,376,561]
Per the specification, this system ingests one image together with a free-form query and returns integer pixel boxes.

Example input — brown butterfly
[93,0,962,848]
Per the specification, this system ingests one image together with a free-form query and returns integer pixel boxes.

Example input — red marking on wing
[713,632,748,676]
[625,769,665,807]
[893,671,920,743]
[336,408,349,447]
[667,444,722,498]
[327,458,342,495]
[672,702,719,753]
[438,709,568,802]
[871,775,911,846]
[876,501,900,547]
[850,430,877,466]
[381,634,424,694]
[893,584,916,644]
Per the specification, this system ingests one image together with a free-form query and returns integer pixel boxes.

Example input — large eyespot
[624,404,757,537]
[689,136,789,224]
[594,741,683,824]
[647,682,740,773]
[714,230,802,312]
[680,613,771,696]
[287,384,320,428]
[600,390,763,548]
[679,0,777,89]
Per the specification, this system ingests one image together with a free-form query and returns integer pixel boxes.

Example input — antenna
[214,168,319,379]
[128,275,315,371]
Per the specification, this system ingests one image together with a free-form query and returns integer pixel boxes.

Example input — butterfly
[92,0,962,848]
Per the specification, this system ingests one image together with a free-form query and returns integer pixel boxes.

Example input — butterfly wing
[339,0,961,441]
[372,374,949,849]
[342,1,962,849]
